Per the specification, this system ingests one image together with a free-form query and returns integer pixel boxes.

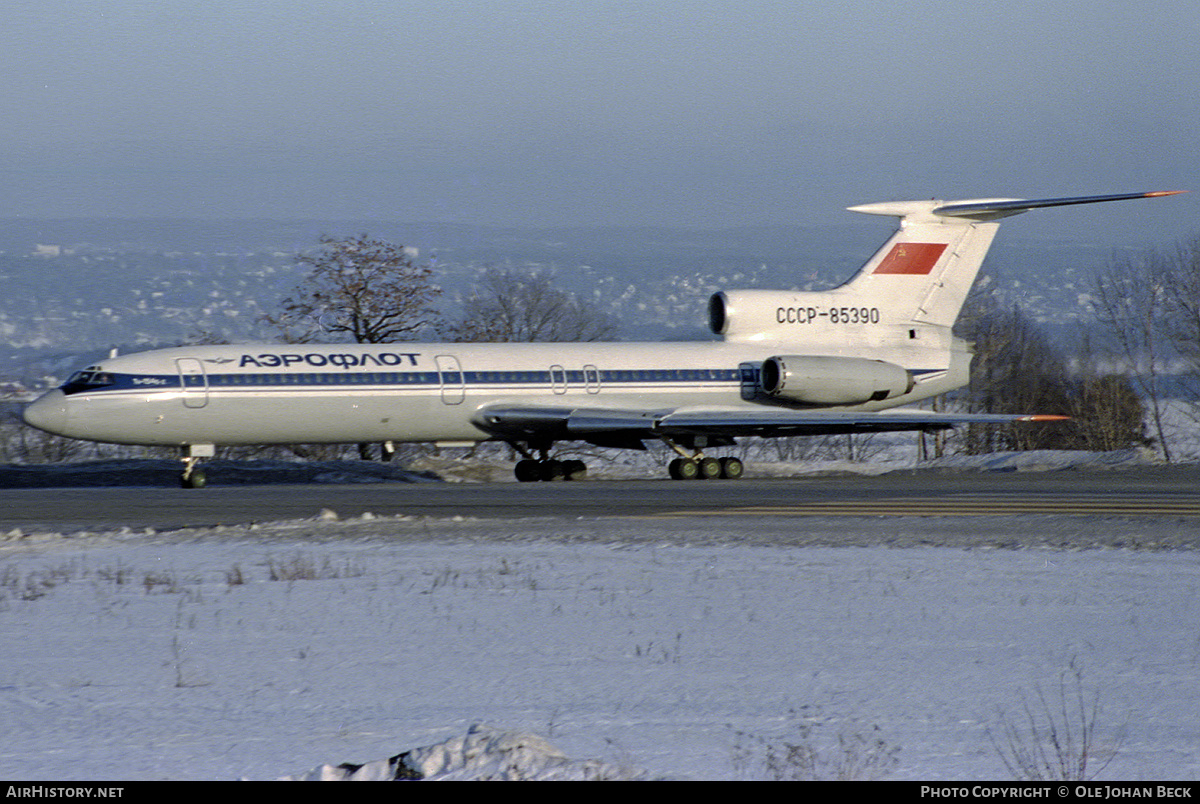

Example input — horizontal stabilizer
[849,191,1184,222]
[933,191,1186,221]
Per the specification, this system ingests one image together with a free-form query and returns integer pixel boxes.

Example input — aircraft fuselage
[25,338,967,447]
[22,191,1180,483]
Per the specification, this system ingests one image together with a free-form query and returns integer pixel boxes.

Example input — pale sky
[3,0,1197,242]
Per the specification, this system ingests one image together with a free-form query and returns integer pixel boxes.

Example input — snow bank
[743,447,1157,478]
[918,447,1158,473]
[291,724,646,781]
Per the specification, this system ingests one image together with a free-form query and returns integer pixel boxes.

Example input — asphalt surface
[3,465,1200,545]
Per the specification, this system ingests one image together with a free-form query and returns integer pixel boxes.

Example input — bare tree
[955,287,1075,452]
[445,268,617,343]
[263,235,440,344]
[1161,236,1200,408]
[1065,332,1149,453]
[262,234,441,461]
[956,286,1150,455]
[1090,251,1174,461]
[1068,374,1148,452]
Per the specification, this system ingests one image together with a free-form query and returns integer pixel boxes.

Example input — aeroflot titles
[233,352,423,370]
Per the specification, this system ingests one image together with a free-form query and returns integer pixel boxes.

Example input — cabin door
[175,358,209,409]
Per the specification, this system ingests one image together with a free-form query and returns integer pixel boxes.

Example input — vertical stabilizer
[842,191,1184,328]
[710,191,1182,343]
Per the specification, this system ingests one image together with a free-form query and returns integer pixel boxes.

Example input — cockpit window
[62,368,117,394]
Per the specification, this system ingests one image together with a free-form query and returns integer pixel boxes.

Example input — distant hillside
[0,217,1139,388]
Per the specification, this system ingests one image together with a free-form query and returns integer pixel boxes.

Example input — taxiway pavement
[3,465,1200,548]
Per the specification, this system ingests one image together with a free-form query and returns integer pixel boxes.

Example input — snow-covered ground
[1,510,1197,781]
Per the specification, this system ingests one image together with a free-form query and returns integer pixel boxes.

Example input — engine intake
[709,290,786,338]
[760,356,914,406]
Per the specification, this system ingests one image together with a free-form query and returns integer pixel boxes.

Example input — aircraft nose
[22,390,69,435]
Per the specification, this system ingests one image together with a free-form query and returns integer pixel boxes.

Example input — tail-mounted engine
[709,291,786,339]
[709,289,886,342]
[760,355,914,406]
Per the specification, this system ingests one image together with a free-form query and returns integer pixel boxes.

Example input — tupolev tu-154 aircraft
[22,191,1183,487]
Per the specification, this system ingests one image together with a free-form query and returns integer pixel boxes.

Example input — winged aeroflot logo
[872,242,948,275]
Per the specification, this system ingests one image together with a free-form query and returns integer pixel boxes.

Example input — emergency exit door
[436,354,465,405]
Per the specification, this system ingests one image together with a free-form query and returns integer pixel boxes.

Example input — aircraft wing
[656,407,1067,437]
[474,404,1066,446]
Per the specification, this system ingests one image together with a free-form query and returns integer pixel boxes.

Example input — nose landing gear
[510,442,588,482]
[179,444,215,489]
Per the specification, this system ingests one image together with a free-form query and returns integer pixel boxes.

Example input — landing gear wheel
[514,460,541,482]
[562,460,588,481]
[719,457,745,480]
[697,457,722,480]
[538,459,567,482]
[668,458,699,480]
[180,468,207,489]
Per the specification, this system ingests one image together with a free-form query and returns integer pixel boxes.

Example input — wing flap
[476,403,1065,442]
[658,407,1067,438]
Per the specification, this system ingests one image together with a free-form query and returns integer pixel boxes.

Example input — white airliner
[22,191,1182,487]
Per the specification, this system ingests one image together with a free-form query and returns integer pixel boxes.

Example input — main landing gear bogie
[668,456,743,481]
[514,458,588,483]
[508,439,742,483]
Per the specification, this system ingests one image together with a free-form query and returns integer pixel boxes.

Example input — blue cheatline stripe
[70,368,748,393]
[64,366,938,394]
